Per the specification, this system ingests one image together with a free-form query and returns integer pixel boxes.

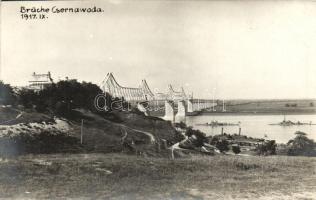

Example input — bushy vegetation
[209,136,229,153]
[17,80,107,116]
[0,81,16,105]
[287,131,316,156]
[185,127,208,147]
[18,89,38,109]
[15,79,135,118]
[172,131,186,145]
[232,145,241,154]
[256,140,276,156]
[0,131,82,157]
[215,139,230,152]
[18,79,110,116]
[174,121,187,129]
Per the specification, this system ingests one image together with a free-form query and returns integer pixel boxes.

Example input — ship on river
[197,120,240,127]
[269,116,315,126]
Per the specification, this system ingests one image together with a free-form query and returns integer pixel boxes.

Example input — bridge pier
[176,100,186,117]
[163,100,175,122]
[175,100,186,123]
[187,99,193,112]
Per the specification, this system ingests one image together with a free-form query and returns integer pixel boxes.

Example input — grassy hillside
[0,107,179,157]
[0,153,315,199]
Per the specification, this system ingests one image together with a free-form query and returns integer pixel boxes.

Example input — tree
[257,140,276,155]
[185,127,208,147]
[0,81,16,105]
[294,131,307,136]
[18,88,38,109]
[216,139,229,152]
[232,145,241,154]
[287,131,315,156]
[17,79,104,115]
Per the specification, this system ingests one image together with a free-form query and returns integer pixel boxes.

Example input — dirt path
[128,127,155,142]
[169,134,188,159]
[118,124,156,143]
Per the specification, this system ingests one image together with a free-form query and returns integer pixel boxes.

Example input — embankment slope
[0,107,179,156]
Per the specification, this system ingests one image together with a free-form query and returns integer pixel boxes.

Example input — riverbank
[0,153,315,199]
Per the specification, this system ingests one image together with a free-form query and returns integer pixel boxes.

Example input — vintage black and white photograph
[1,0,316,199]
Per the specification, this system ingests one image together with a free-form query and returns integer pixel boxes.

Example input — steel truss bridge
[100,73,216,122]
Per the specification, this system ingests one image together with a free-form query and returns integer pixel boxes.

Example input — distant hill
[212,99,316,114]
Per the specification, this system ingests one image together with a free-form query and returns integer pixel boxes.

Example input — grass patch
[0,154,315,199]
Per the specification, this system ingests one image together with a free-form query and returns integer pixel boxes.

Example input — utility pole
[81,119,84,144]
[212,88,216,112]
[212,93,215,111]
[222,99,226,112]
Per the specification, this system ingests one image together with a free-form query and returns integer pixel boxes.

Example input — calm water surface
[184,114,316,143]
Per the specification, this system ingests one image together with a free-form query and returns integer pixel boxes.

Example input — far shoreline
[199,111,316,116]
[150,111,316,118]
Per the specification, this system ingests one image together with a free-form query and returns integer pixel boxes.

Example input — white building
[28,72,53,91]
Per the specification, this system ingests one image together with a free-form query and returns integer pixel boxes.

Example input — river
[184,114,316,143]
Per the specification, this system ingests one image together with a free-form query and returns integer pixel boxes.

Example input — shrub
[287,131,316,156]
[0,81,17,105]
[235,162,259,171]
[185,127,208,147]
[55,101,70,116]
[174,121,187,129]
[216,139,229,152]
[232,145,241,154]
[209,136,229,152]
[257,140,276,156]
[171,131,186,145]
[0,131,81,157]
[18,88,38,109]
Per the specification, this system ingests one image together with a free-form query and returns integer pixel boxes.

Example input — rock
[33,159,52,166]
[95,168,112,174]
[201,146,210,153]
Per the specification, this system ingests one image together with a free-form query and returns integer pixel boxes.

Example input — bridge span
[100,73,216,122]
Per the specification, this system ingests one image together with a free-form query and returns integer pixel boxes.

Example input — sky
[1,0,316,99]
